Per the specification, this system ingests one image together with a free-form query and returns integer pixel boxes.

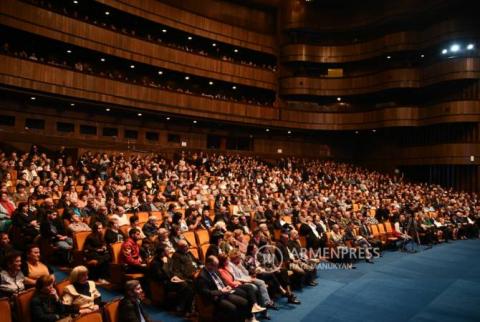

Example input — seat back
[384,221,394,233]
[73,231,91,251]
[137,212,150,224]
[110,242,123,264]
[119,225,130,237]
[200,244,210,262]
[0,297,12,322]
[195,229,210,246]
[104,298,121,322]
[55,279,71,296]
[282,215,292,224]
[370,224,380,237]
[15,288,35,322]
[73,311,103,322]
[182,231,198,247]
[377,223,387,235]
[189,247,200,260]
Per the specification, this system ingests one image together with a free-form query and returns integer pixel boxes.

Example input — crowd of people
[0,145,478,322]
[23,0,277,72]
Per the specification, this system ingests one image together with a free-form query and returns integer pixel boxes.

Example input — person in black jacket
[118,280,152,322]
[84,222,111,282]
[40,211,73,263]
[195,255,252,322]
[30,274,78,322]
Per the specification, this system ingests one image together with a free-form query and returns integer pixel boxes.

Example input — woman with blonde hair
[61,266,102,314]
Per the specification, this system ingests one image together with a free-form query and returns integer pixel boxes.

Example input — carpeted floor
[55,239,480,322]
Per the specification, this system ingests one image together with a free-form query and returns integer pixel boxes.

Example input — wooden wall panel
[0,0,275,89]
[281,20,479,63]
[280,58,480,96]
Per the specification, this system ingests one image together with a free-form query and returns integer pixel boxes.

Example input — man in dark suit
[195,255,254,322]
[119,280,152,322]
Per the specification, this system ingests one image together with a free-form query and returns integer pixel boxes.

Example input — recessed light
[208,81,214,85]
[66,50,72,54]
[337,97,342,102]
[187,36,192,40]
[372,129,376,133]
[100,58,106,62]
[185,76,190,80]
[212,43,216,47]
[232,86,237,90]
[162,29,167,33]
[450,44,460,52]
[137,113,142,116]
[166,117,170,121]
[266,128,270,132]
[193,120,197,124]
[130,65,135,69]
[355,131,359,134]
[441,48,448,54]
[73,0,78,4]
[387,55,391,59]
[420,54,425,58]
[467,43,475,50]
[287,130,292,134]
[30,96,36,100]
[105,11,110,15]
[105,108,110,112]
[158,71,163,75]
[234,49,238,53]
[70,103,75,107]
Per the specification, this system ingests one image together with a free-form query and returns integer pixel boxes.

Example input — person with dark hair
[118,280,152,322]
[12,201,39,246]
[120,228,147,273]
[0,251,25,298]
[22,244,53,287]
[104,217,125,245]
[84,222,111,283]
[0,232,14,268]
[40,210,73,263]
[30,274,79,322]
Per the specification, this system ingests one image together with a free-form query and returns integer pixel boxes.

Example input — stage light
[441,49,448,54]
[73,0,78,4]
[372,129,376,133]
[187,36,192,40]
[208,81,213,85]
[137,113,142,116]
[266,128,270,132]
[185,76,190,80]
[30,96,36,100]
[105,11,110,15]
[100,58,106,62]
[355,131,359,134]
[70,103,75,107]
[162,29,167,33]
[387,55,391,59]
[193,120,197,124]
[232,86,237,90]
[420,54,425,58]
[130,64,135,69]
[212,43,216,47]
[166,117,170,120]
[337,97,342,102]
[287,130,292,134]
[105,108,110,112]
[158,71,163,75]
[467,43,475,50]
[450,44,460,52]
[234,49,238,53]
[66,50,72,54]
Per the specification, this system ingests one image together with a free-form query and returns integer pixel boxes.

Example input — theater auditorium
[0,1,479,322]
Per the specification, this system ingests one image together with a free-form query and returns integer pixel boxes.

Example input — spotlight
[208,81,214,85]
[137,113,142,116]
[105,108,110,112]
[73,0,78,3]
[187,36,192,40]
[166,117,170,121]
[66,50,72,54]
[185,76,190,80]
[420,54,425,58]
[372,129,376,133]
[30,96,36,100]
[212,43,216,47]
[287,130,292,134]
[450,44,460,52]
[234,49,238,53]
[387,55,391,59]
[467,43,475,50]
[441,49,448,54]
[158,71,163,75]
[232,86,237,90]
[266,128,270,132]
[337,97,342,102]
[100,58,106,62]
[162,29,167,33]
[105,11,110,15]
[355,130,359,134]
[70,103,75,107]
[130,64,135,69]
[193,120,197,124]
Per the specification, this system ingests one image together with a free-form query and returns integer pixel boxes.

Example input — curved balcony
[281,20,478,63]
[280,58,480,96]
[0,0,276,90]
[1,56,479,131]
[97,0,275,54]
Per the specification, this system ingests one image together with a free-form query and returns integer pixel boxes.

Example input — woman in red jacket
[217,254,266,315]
